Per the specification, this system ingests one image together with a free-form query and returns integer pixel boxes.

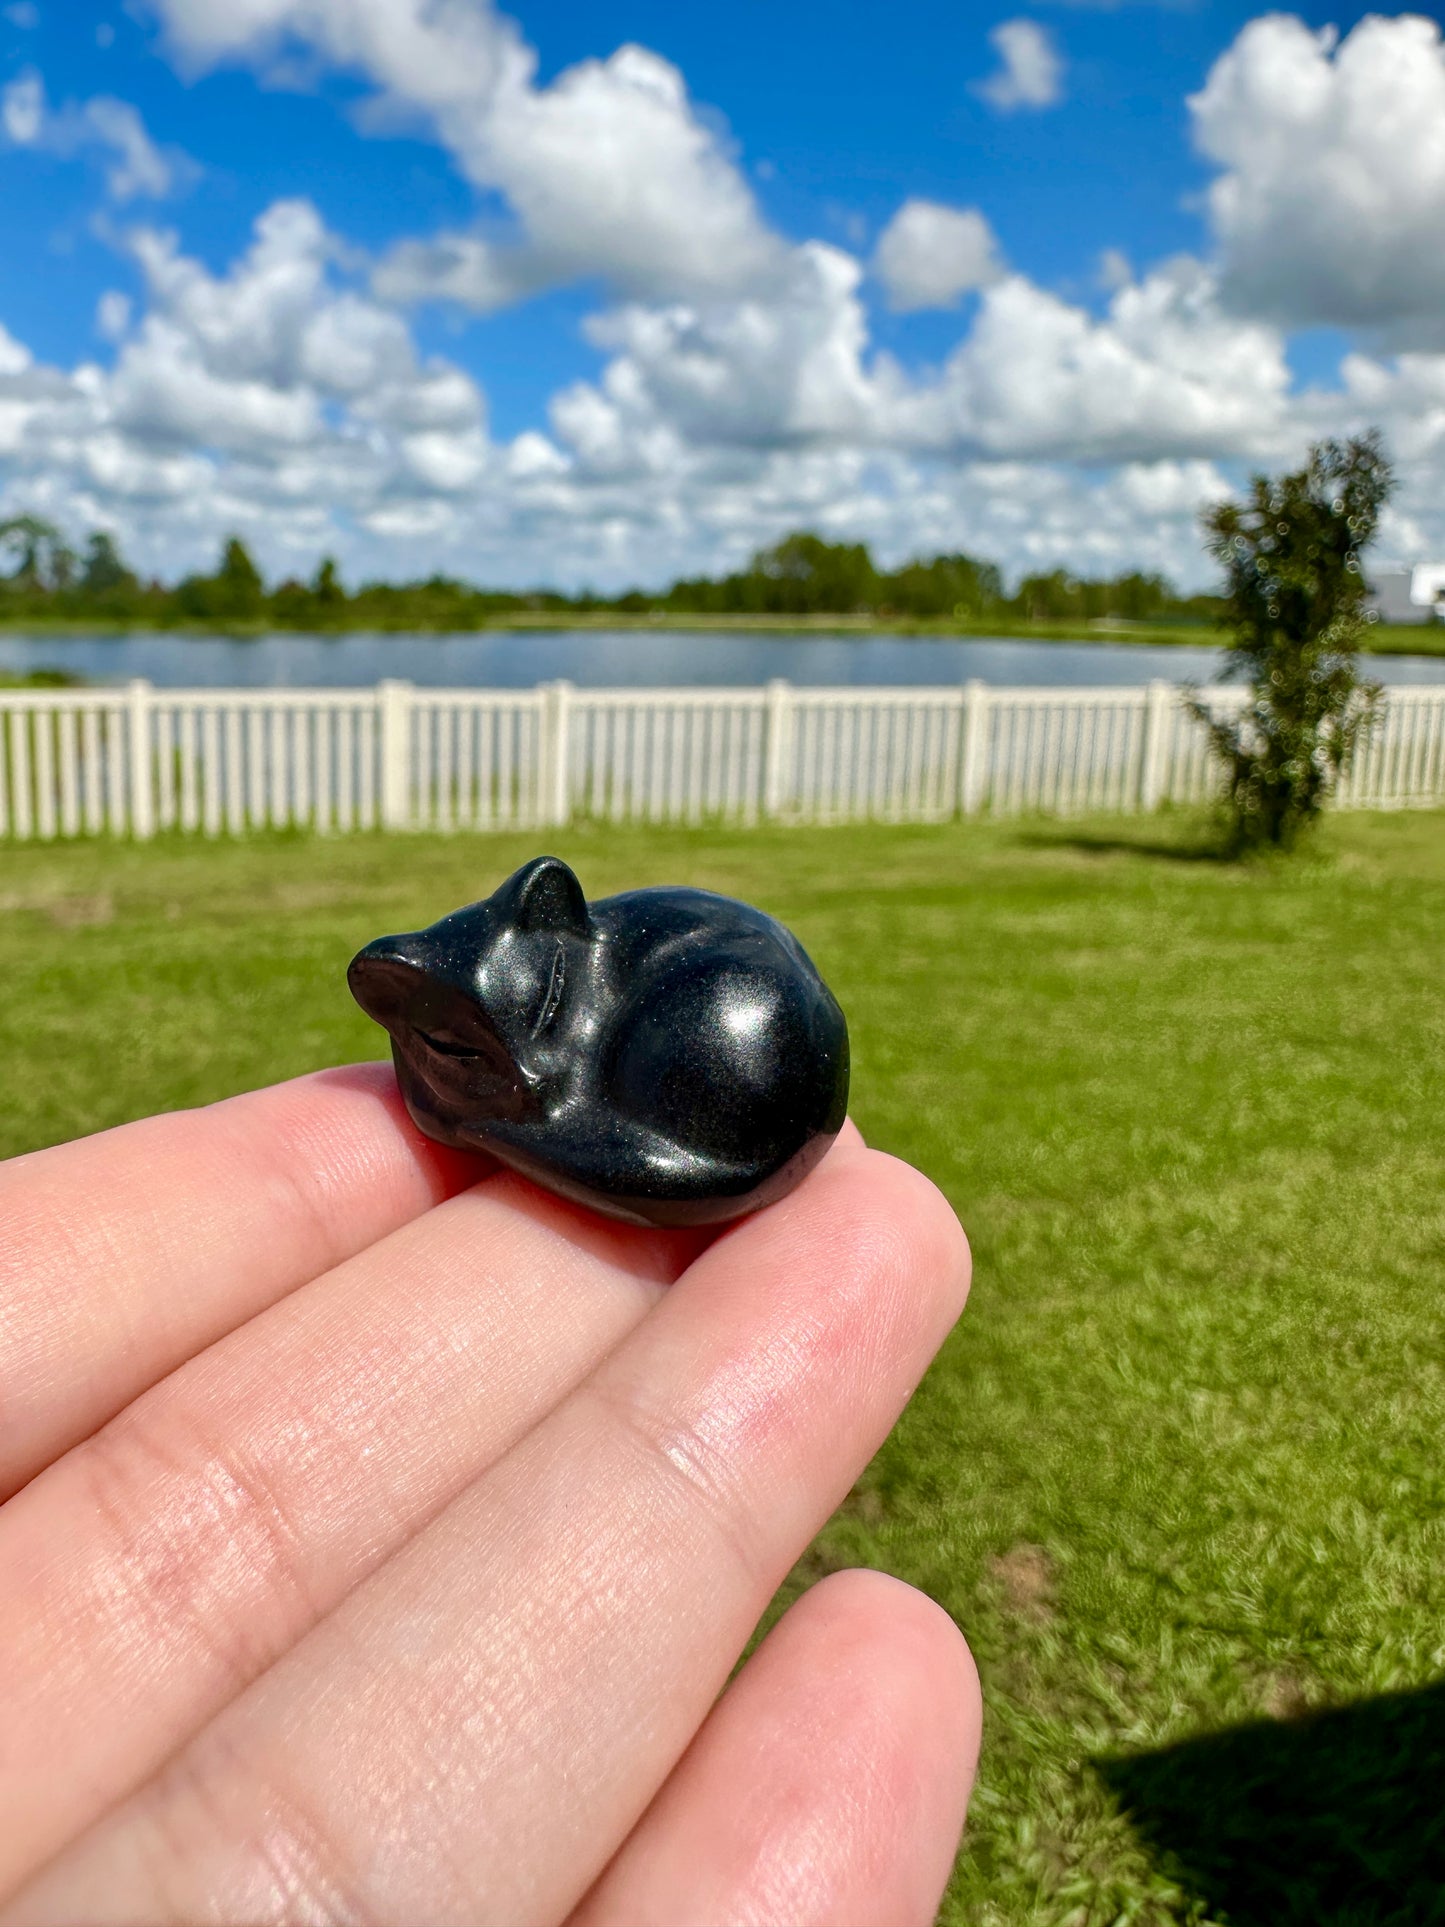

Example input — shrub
[1194,433,1393,852]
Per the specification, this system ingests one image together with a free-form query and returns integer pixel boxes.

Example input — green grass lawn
[3,812,1444,1924]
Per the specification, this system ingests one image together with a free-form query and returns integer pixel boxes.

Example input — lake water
[3,628,1444,689]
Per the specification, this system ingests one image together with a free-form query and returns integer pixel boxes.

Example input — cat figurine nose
[348,934,458,1032]
[348,856,848,1228]
[347,933,425,1000]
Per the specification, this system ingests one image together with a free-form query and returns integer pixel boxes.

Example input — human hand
[0,1065,980,1925]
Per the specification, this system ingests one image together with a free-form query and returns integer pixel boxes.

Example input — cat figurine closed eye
[348,856,849,1227]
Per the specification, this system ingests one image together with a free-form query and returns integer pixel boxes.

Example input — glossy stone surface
[348,856,849,1228]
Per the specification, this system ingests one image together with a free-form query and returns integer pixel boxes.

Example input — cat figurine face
[348,856,849,1228]
[349,857,591,1126]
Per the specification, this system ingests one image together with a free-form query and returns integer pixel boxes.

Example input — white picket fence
[1,677,1443,840]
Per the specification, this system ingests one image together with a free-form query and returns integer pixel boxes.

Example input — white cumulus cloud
[1,69,42,143]
[0,68,193,199]
[95,291,133,342]
[9,5,1445,589]
[873,200,1005,312]
[0,320,33,377]
[908,260,1293,463]
[12,188,1445,593]
[370,232,558,313]
[553,251,1295,475]
[560,245,889,465]
[150,0,779,308]
[1192,13,1445,339]
[975,19,1063,112]
[0,198,511,573]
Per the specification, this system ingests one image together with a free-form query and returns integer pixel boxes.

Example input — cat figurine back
[348,856,849,1227]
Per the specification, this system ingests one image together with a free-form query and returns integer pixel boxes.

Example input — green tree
[0,515,67,589]
[1014,570,1082,621]
[751,532,880,613]
[217,537,264,616]
[176,535,267,623]
[1193,432,1393,851]
[311,556,344,606]
[883,552,1002,618]
[1109,571,1172,621]
[81,531,133,595]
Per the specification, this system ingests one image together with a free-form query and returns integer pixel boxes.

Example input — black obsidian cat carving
[347,856,849,1228]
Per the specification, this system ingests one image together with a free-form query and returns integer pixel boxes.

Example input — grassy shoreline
[2,611,1443,655]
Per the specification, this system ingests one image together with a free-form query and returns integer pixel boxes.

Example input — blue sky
[2,1,1444,588]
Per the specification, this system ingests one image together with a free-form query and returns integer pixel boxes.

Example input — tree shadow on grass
[1097,1680,1445,1925]
[1016,826,1233,865]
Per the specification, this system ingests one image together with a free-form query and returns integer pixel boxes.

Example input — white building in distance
[1367,566,1445,624]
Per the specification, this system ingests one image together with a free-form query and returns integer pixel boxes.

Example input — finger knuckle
[73,1397,320,1696]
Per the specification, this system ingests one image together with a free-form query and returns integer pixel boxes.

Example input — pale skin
[0,1064,981,1926]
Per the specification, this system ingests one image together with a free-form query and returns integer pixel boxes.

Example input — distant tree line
[642,532,1220,623]
[0,516,1223,630]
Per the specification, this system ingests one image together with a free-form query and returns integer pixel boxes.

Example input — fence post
[379,679,413,830]
[1139,678,1171,812]
[127,679,154,840]
[542,680,574,828]
[8,706,29,840]
[960,679,989,816]
[764,678,794,819]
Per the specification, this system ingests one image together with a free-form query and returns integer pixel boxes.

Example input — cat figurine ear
[351,859,849,1228]
[493,856,589,939]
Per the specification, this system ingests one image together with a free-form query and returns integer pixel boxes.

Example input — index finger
[0,1064,481,1500]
